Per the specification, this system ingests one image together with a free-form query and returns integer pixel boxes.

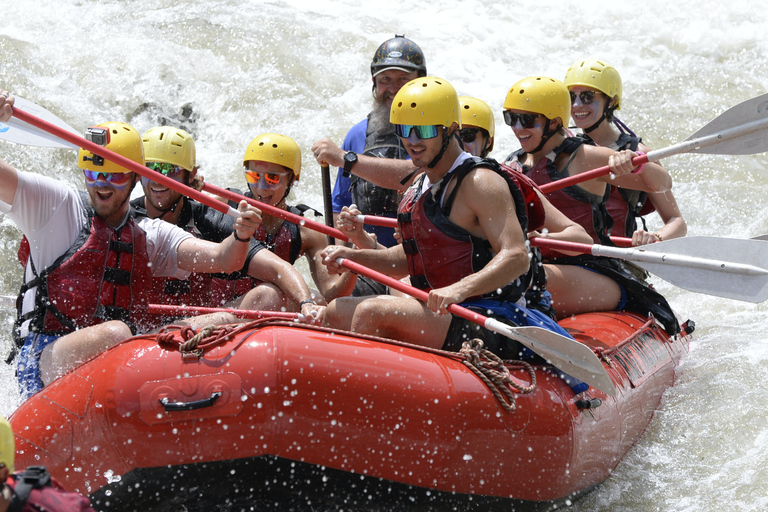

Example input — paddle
[0,96,80,149]
[531,237,768,303]
[333,256,617,396]
[536,92,768,193]
[320,162,334,244]
[0,103,354,244]
[148,304,301,321]
[202,182,351,243]
[4,103,243,220]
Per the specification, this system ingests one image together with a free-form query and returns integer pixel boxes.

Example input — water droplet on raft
[463,454,473,461]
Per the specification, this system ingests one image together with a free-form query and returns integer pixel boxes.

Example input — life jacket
[349,113,407,217]
[397,156,538,302]
[4,466,96,512]
[553,254,680,335]
[505,137,615,246]
[131,199,213,311]
[14,193,156,343]
[597,132,656,237]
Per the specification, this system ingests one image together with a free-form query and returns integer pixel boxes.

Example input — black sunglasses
[569,90,599,105]
[503,111,540,129]
[459,128,483,143]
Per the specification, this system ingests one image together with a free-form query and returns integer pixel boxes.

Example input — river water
[1,1,768,511]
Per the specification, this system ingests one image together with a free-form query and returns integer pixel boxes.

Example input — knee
[101,321,134,346]
[239,284,285,311]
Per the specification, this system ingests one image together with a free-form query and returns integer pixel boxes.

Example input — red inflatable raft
[9,311,692,511]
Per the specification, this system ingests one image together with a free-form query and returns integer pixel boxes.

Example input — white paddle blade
[0,96,79,149]
[485,320,617,397]
[634,236,768,303]
[684,93,768,155]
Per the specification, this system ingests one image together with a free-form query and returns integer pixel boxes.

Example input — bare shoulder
[464,165,508,191]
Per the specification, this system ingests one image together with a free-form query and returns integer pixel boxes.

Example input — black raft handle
[160,391,222,412]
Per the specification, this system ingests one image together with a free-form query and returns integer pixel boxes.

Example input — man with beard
[132,126,318,319]
[311,36,425,273]
[0,93,261,399]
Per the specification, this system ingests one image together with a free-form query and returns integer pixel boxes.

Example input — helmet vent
[410,102,417,109]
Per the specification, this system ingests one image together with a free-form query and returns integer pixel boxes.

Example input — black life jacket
[600,132,656,237]
[349,113,408,216]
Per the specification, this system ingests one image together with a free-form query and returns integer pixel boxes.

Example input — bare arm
[633,189,687,246]
[0,158,19,206]
[311,138,419,190]
[302,227,359,301]
[176,200,261,274]
[604,149,672,193]
[0,93,19,205]
[320,242,409,280]
[427,169,530,312]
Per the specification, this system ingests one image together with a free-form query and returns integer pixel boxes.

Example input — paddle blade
[485,320,617,397]
[0,96,79,149]
[633,236,768,303]
[684,93,768,155]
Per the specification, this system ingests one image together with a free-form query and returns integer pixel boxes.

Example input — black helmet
[370,35,426,78]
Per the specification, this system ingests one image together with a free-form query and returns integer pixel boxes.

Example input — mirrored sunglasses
[503,111,540,129]
[569,90,598,105]
[142,162,187,186]
[244,170,286,187]
[394,124,440,140]
[83,169,133,186]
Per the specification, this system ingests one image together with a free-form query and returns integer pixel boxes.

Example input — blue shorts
[451,299,589,394]
[17,333,60,400]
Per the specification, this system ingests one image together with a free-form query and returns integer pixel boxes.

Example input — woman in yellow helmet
[458,96,495,158]
[502,77,679,334]
[564,58,687,246]
[217,133,358,308]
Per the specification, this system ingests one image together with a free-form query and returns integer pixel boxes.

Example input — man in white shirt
[0,91,261,399]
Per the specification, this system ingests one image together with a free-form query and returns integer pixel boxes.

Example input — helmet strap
[529,119,555,154]
[584,103,618,134]
[427,127,455,169]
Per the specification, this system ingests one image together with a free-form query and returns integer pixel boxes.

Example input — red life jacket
[4,466,96,512]
[397,157,535,302]
[505,137,614,246]
[16,199,156,337]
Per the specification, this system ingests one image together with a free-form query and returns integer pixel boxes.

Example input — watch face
[345,152,357,164]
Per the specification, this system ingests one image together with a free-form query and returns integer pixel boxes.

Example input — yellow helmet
[503,76,571,127]
[390,77,461,128]
[243,133,302,180]
[142,126,196,171]
[78,122,144,173]
[564,58,622,110]
[0,416,14,473]
[459,96,494,152]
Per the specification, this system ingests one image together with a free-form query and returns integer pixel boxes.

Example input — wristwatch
[342,151,358,178]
